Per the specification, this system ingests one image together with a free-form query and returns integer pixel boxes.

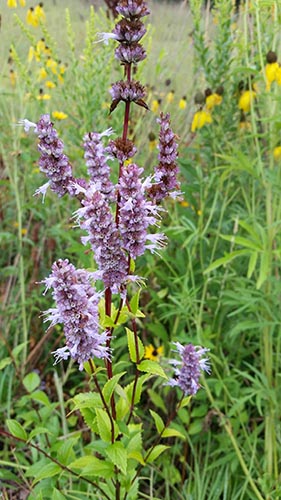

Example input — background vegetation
[1,0,281,498]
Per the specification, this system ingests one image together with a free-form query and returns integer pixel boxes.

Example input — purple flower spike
[116,0,150,20]
[149,113,180,202]
[42,259,109,370]
[35,114,75,198]
[83,129,114,198]
[119,163,165,258]
[75,187,128,289]
[168,343,211,396]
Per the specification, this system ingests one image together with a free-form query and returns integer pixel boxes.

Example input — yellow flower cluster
[191,86,223,132]
[26,4,46,27]
[144,344,164,362]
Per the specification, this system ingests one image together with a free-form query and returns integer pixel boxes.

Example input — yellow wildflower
[275,66,281,86]
[166,90,175,104]
[9,69,17,87]
[34,3,46,23]
[26,8,39,27]
[36,38,46,54]
[197,209,202,216]
[59,63,66,75]
[206,93,223,111]
[178,96,187,110]
[238,90,256,113]
[57,74,64,85]
[19,0,26,5]
[144,344,164,362]
[273,146,281,161]
[45,80,56,89]
[52,111,68,120]
[38,67,47,80]
[180,200,189,208]
[151,99,161,113]
[265,62,279,91]
[191,109,212,132]
[46,57,57,74]
[37,89,51,100]
[7,0,17,8]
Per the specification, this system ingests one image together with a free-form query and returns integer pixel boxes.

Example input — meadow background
[1,0,281,499]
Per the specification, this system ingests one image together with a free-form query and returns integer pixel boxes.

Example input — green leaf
[30,390,51,407]
[95,408,118,442]
[52,488,67,500]
[178,396,192,409]
[69,456,114,478]
[32,463,61,484]
[0,357,12,371]
[220,234,262,251]
[257,251,269,289]
[204,250,249,273]
[126,327,145,362]
[28,427,50,441]
[12,342,28,360]
[23,372,41,393]
[146,444,170,464]
[102,372,126,405]
[72,392,103,411]
[147,389,167,413]
[105,442,127,475]
[6,419,27,441]
[130,289,141,315]
[162,428,185,439]
[138,360,168,379]
[150,410,164,433]
[247,251,258,278]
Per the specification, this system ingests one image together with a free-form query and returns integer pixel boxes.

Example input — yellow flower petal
[52,111,68,120]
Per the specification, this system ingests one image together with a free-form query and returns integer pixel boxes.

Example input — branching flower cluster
[20,0,209,394]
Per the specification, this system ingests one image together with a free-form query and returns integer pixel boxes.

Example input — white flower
[17,119,37,133]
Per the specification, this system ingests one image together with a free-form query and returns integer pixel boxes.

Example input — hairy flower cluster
[110,80,148,112]
[115,43,146,64]
[35,114,76,198]
[107,137,137,163]
[116,0,150,19]
[168,343,210,396]
[42,259,109,369]
[149,113,180,202]
[83,129,114,197]
[74,188,128,289]
[113,19,146,43]
[118,163,165,258]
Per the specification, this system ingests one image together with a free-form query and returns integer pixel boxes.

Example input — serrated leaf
[0,357,12,371]
[102,372,126,405]
[126,328,145,362]
[138,360,168,379]
[80,408,98,433]
[72,392,102,411]
[23,372,41,393]
[150,410,164,433]
[127,450,145,465]
[69,456,114,478]
[105,442,127,475]
[96,408,118,442]
[146,444,169,464]
[6,419,27,441]
[162,428,185,439]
